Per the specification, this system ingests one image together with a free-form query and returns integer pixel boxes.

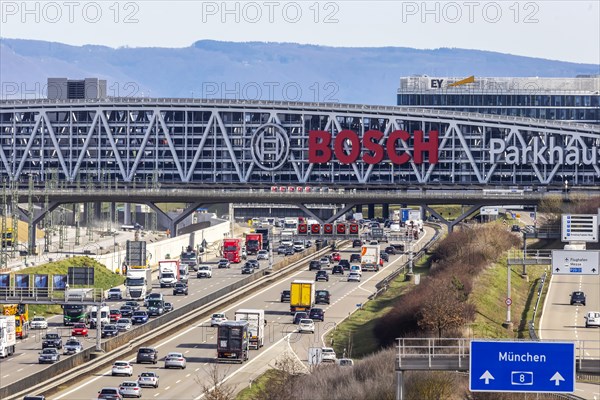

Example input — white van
[90,305,110,327]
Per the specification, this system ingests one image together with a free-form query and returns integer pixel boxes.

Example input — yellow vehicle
[1,304,29,339]
[1,228,14,247]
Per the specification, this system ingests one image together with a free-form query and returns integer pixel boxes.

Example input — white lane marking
[154,393,159,397]
[54,250,330,399]
[17,368,23,372]
[165,386,171,390]
[2,375,9,378]
[176,380,181,384]
[186,373,191,377]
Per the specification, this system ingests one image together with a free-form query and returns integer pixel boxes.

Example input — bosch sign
[308,130,439,165]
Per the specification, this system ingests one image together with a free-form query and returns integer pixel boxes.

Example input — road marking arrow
[550,372,565,386]
[479,370,495,384]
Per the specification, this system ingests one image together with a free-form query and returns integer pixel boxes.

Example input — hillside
[1,39,598,105]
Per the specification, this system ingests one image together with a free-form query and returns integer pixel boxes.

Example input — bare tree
[417,276,474,338]
[248,351,305,400]
[195,363,236,400]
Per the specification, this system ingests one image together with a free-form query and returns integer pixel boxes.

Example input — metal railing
[529,271,548,340]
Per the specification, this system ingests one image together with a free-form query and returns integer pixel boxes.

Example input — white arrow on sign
[479,370,495,384]
[550,372,565,386]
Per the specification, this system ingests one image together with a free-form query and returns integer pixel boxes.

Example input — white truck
[0,316,16,358]
[126,268,153,300]
[360,244,380,272]
[159,260,180,288]
[234,309,265,350]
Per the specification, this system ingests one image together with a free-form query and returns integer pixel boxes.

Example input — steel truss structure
[1,98,599,187]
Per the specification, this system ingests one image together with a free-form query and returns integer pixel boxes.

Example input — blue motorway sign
[470,341,575,393]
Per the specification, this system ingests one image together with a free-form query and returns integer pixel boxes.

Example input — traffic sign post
[470,341,575,393]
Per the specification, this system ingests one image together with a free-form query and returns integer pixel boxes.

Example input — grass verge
[326,254,432,359]
[13,256,124,317]
[469,260,548,339]
[236,369,282,400]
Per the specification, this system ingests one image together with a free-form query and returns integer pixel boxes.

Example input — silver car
[63,338,83,355]
[164,352,186,369]
[137,371,159,388]
[116,318,132,332]
[119,381,142,398]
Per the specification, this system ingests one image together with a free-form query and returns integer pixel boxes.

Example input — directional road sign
[561,214,598,242]
[551,250,599,275]
[470,341,575,393]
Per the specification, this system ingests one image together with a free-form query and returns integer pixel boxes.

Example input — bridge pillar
[124,204,132,225]
[356,205,363,214]
[382,204,390,219]
[27,202,61,254]
[94,202,102,220]
[147,202,205,238]
[367,204,375,219]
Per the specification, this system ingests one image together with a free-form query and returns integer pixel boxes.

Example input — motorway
[0,237,287,391]
[540,273,600,400]
[44,228,435,399]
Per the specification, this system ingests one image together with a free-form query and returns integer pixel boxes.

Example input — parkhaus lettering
[308,130,439,165]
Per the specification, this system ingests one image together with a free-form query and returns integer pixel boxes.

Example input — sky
[0,0,599,65]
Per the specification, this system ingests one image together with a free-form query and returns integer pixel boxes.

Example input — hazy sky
[1,0,599,64]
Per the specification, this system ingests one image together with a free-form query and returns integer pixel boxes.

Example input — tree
[195,364,236,400]
[417,276,474,338]
[249,351,305,400]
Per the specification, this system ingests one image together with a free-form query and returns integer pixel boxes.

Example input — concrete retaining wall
[95,220,229,271]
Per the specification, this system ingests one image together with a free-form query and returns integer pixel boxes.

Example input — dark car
[284,247,295,256]
[217,259,231,269]
[332,265,344,275]
[280,290,291,302]
[101,324,119,338]
[315,290,331,305]
[119,305,134,318]
[570,291,586,306]
[164,302,174,312]
[97,387,122,400]
[241,265,254,274]
[309,308,325,322]
[380,252,389,262]
[173,283,189,296]
[125,301,140,311]
[352,239,362,248]
[23,396,46,400]
[136,347,158,364]
[277,245,289,255]
[293,311,308,324]
[511,224,521,232]
[350,253,361,263]
[384,246,397,255]
[132,311,149,324]
[315,270,329,282]
[246,259,259,269]
[338,259,350,270]
[309,260,321,271]
[42,333,63,349]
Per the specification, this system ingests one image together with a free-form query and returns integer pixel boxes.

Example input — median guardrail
[4,242,336,400]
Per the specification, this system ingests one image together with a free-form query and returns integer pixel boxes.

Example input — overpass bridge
[1,98,599,247]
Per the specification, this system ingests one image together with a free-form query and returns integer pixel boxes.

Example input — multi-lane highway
[44,228,434,399]
[0,241,290,391]
[540,273,600,399]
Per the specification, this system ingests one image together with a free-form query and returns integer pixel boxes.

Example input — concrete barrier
[3,243,330,399]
